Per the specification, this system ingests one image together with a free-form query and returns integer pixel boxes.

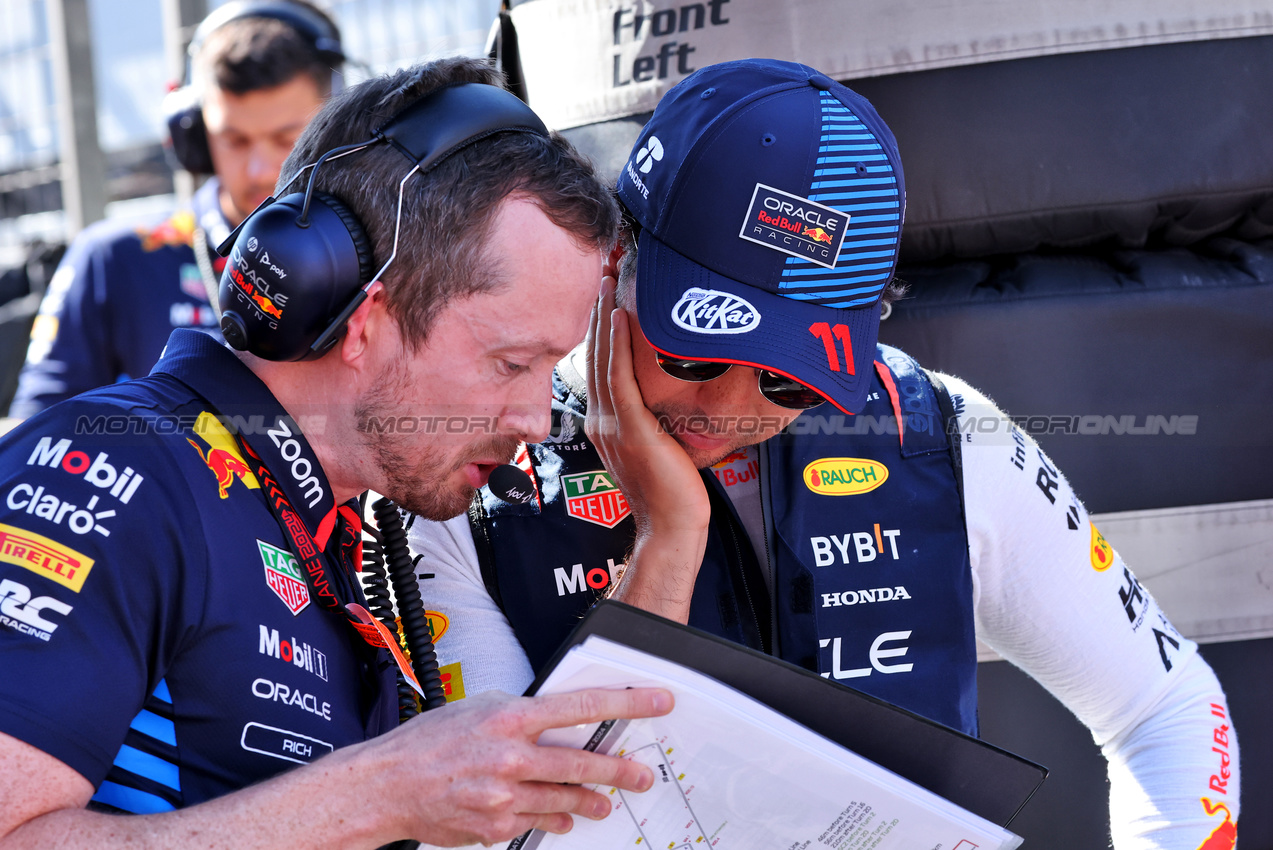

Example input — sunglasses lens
[759,372,825,409]
[656,355,732,383]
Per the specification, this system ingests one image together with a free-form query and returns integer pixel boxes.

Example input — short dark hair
[278,57,618,350]
[195,1,341,96]
[614,204,907,310]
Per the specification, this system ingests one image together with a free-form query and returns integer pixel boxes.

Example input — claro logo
[803,458,889,496]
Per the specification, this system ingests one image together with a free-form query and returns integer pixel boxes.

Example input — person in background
[10,0,339,417]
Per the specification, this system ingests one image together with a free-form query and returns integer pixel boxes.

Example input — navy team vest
[470,344,979,735]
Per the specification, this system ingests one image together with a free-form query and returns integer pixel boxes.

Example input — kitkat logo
[803,458,888,496]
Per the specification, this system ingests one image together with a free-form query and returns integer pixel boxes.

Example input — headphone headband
[376,82,548,170]
[189,0,345,64]
[218,82,551,362]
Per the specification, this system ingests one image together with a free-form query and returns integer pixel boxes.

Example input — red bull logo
[187,412,260,499]
[1195,798,1236,850]
[252,294,284,319]
[138,211,194,252]
[802,226,833,244]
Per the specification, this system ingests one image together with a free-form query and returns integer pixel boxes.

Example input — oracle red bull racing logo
[740,183,849,268]
[187,412,260,499]
[562,471,631,529]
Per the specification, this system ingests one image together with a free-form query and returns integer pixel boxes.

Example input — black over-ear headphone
[214,82,549,362]
[164,0,345,175]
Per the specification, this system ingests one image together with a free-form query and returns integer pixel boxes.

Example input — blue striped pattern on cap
[777,93,902,308]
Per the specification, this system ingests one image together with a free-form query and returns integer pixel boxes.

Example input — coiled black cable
[371,497,448,711]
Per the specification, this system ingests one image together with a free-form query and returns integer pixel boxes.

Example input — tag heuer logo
[562,471,631,529]
[259,539,310,615]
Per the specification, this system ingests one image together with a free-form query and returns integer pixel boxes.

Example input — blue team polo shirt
[0,329,396,812]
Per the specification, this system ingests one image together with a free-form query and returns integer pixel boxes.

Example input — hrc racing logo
[1090,523,1113,571]
[0,523,94,592]
[803,458,888,496]
[671,288,761,335]
[187,412,260,499]
[563,471,631,529]
[739,183,849,268]
[259,624,328,681]
[259,540,310,615]
[25,436,145,504]
[0,578,72,642]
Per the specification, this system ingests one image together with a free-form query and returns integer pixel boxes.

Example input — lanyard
[236,435,424,698]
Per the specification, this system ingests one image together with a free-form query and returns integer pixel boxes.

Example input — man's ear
[603,241,625,280]
[338,281,385,366]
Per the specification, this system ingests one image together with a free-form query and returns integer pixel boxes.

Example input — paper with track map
[511,636,1021,850]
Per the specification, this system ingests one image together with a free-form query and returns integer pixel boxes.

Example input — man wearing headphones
[0,58,675,847]
[409,59,1240,848]
[9,1,338,418]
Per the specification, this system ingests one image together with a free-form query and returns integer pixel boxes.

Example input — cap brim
[634,230,880,415]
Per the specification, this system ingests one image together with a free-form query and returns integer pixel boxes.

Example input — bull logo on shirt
[1196,798,1236,850]
[186,412,260,499]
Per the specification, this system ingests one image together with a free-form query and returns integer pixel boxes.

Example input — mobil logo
[562,470,631,529]
[671,288,761,335]
[26,436,145,503]
[803,458,889,496]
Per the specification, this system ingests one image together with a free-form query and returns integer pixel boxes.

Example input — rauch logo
[803,458,889,496]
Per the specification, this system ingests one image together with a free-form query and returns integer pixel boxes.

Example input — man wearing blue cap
[410,59,1239,848]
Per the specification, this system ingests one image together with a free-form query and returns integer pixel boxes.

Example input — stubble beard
[353,363,520,520]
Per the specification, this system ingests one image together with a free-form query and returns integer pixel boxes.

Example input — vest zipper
[704,471,771,655]
[758,441,779,655]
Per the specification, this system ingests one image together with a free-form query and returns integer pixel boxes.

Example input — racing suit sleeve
[9,231,120,418]
[408,512,535,697]
[944,373,1239,849]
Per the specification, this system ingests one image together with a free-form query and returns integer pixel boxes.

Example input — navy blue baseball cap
[618,58,905,415]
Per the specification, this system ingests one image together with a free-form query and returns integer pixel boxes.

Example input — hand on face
[375,687,674,846]
[585,275,712,621]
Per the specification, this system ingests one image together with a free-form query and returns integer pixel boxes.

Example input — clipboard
[527,600,1047,828]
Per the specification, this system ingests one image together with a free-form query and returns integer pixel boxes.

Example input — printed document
[511,636,1022,850]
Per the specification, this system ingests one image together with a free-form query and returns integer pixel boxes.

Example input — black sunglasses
[655,353,826,410]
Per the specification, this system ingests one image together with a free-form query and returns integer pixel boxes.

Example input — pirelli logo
[0,522,95,592]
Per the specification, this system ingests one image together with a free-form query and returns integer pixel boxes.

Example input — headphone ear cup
[163,86,214,174]
[218,192,372,361]
[313,191,375,285]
